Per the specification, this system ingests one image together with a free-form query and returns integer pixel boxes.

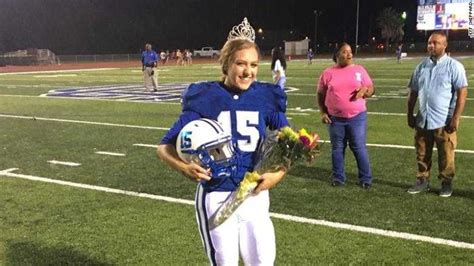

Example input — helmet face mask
[176,119,236,177]
[200,140,234,166]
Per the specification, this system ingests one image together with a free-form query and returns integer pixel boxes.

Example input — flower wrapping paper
[208,126,320,229]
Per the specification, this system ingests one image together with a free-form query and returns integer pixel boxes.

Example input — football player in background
[157,18,289,265]
[307,48,314,65]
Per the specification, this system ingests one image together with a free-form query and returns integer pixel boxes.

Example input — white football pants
[195,184,276,266]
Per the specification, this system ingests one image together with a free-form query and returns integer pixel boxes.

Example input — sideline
[1,167,473,250]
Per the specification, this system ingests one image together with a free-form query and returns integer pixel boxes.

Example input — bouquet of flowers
[208,126,320,229]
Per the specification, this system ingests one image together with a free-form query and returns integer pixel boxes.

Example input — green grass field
[1,56,474,264]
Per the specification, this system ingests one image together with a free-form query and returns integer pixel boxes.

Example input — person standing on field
[396,44,403,64]
[307,48,314,65]
[141,43,159,92]
[406,31,468,198]
[317,42,375,189]
[271,46,287,89]
[157,18,288,265]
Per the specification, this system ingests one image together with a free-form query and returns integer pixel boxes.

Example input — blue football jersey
[161,81,289,192]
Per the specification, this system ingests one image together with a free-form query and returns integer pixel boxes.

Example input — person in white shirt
[160,50,167,64]
[271,47,286,89]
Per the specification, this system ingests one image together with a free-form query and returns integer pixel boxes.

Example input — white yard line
[2,114,474,153]
[5,109,474,121]
[0,114,169,130]
[47,160,81,166]
[3,92,474,105]
[286,108,474,119]
[95,151,126,157]
[318,139,474,154]
[287,92,474,101]
[131,69,170,73]
[1,84,56,88]
[366,143,474,154]
[270,213,474,250]
[133,143,158,148]
[136,141,474,154]
[368,111,474,119]
[285,112,309,116]
[33,74,78,78]
[1,167,473,250]
[0,168,192,205]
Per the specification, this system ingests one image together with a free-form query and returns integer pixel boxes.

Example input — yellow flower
[279,126,298,141]
[236,172,260,200]
[298,128,310,138]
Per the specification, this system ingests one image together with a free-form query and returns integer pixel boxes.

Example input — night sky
[0,0,464,55]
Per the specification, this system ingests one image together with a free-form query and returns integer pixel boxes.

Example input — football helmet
[176,118,235,178]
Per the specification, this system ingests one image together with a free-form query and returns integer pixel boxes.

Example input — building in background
[0,49,59,66]
[284,39,310,56]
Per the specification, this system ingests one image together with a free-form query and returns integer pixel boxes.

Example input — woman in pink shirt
[317,42,375,188]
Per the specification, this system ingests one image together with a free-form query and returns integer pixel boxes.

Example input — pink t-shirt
[317,64,373,118]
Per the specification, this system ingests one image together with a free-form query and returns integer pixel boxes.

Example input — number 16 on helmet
[176,119,236,177]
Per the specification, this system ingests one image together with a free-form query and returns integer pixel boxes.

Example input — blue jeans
[328,111,372,184]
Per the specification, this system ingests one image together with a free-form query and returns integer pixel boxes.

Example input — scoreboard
[417,0,470,30]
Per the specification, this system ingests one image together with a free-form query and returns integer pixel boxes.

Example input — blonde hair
[219,39,260,81]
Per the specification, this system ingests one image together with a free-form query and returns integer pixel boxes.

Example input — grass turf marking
[47,160,81,166]
[33,74,78,78]
[1,167,473,251]
[134,141,474,154]
[0,114,169,130]
[95,151,126,157]
[133,144,158,148]
[2,114,474,154]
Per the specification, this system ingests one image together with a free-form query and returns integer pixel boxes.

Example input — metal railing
[57,54,141,63]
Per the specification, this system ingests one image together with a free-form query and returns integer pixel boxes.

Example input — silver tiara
[227,17,255,42]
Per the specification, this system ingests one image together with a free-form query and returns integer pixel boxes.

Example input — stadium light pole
[313,10,321,52]
[355,0,360,54]
[401,11,407,42]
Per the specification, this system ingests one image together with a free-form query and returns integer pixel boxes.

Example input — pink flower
[299,135,311,147]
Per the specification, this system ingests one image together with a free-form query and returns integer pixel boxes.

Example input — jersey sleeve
[181,83,206,113]
[269,82,287,113]
[160,111,201,146]
[263,83,289,129]
[267,112,289,130]
[182,82,230,119]
[160,83,211,145]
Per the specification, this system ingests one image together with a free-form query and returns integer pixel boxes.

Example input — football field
[1,57,474,264]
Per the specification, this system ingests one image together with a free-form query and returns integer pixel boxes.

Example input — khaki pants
[143,67,158,91]
[415,127,457,182]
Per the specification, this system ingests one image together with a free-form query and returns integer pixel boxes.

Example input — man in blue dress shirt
[407,31,468,197]
[141,43,159,92]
